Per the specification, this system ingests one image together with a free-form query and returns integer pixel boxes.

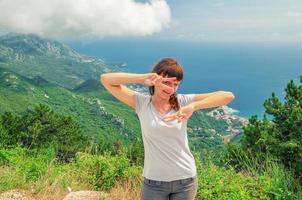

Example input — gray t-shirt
[135,92,197,181]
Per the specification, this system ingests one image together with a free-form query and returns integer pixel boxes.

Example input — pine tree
[0,104,88,162]
[228,75,302,181]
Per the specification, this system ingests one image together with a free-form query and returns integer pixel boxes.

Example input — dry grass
[28,164,90,200]
[31,188,68,200]
[108,176,143,200]
[0,176,143,200]
[1,164,143,200]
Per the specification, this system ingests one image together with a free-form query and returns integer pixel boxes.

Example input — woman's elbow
[100,73,109,84]
[218,90,235,99]
[223,91,235,102]
[100,73,119,87]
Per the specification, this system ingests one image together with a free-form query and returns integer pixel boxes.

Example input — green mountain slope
[0,33,124,89]
[0,67,140,144]
[0,32,245,151]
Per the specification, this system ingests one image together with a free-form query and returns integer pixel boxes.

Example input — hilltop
[0,33,124,89]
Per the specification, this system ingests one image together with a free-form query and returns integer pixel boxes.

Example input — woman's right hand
[143,73,176,87]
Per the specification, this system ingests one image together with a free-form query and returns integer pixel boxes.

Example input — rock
[0,191,29,200]
[63,191,108,200]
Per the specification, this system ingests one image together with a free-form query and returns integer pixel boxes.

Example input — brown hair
[148,58,184,111]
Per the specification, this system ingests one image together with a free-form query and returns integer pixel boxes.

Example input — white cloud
[0,0,171,39]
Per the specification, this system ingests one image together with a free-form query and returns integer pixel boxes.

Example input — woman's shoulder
[135,91,151,103]
[135,91,151,99]
[135,92,151,114]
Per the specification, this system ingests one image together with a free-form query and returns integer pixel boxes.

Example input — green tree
[0,104,88,161]
[227,75,302,182]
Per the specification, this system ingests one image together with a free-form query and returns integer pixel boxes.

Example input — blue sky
[0,0,302,42]
[158,0,302,42]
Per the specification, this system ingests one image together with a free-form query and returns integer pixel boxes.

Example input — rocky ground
[0,190,109,200]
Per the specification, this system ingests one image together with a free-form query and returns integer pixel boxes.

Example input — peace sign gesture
[143,73,177,87]
[163,104,195,123]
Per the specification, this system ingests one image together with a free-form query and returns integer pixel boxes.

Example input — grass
[0,147,301,200]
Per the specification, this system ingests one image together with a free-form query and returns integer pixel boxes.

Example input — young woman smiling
[100,58,235,200]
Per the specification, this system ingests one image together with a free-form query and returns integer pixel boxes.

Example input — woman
[100,58,235,200]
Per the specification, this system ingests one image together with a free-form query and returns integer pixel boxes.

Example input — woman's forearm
[100,72,146,86]
[191,91,235,111]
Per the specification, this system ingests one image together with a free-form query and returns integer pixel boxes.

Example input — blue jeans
[141,175,198,200]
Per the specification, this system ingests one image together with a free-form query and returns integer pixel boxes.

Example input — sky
[163,0,302,42]
[0,0,302,42]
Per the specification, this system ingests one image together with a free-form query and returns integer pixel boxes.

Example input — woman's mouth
[163,90,171,95]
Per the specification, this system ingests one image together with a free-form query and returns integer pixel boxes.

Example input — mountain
[0,66,140,144]
[73,79,105,92]
[0,33,125,89]
[30,75,51,86]
[0,32,247,151]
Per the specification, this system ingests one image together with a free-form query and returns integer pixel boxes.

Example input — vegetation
[224,76,302,199]
[0,104,88,161]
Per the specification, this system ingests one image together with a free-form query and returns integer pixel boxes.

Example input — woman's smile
[163,90,171,95]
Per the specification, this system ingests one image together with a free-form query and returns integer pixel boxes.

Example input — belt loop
[145,178,151,184]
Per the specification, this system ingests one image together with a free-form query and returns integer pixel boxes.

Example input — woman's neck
[151,94,170,108]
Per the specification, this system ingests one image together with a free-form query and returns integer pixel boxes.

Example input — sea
[67,38,302,120]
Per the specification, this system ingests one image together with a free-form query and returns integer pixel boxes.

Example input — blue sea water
[68,39,302,119]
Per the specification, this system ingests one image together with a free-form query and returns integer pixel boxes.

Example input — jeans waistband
[144,175,197,184]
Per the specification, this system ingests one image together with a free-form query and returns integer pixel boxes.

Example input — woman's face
[154,74,181,98]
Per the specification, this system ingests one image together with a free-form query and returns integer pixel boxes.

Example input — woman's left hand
[163,104,195,123]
